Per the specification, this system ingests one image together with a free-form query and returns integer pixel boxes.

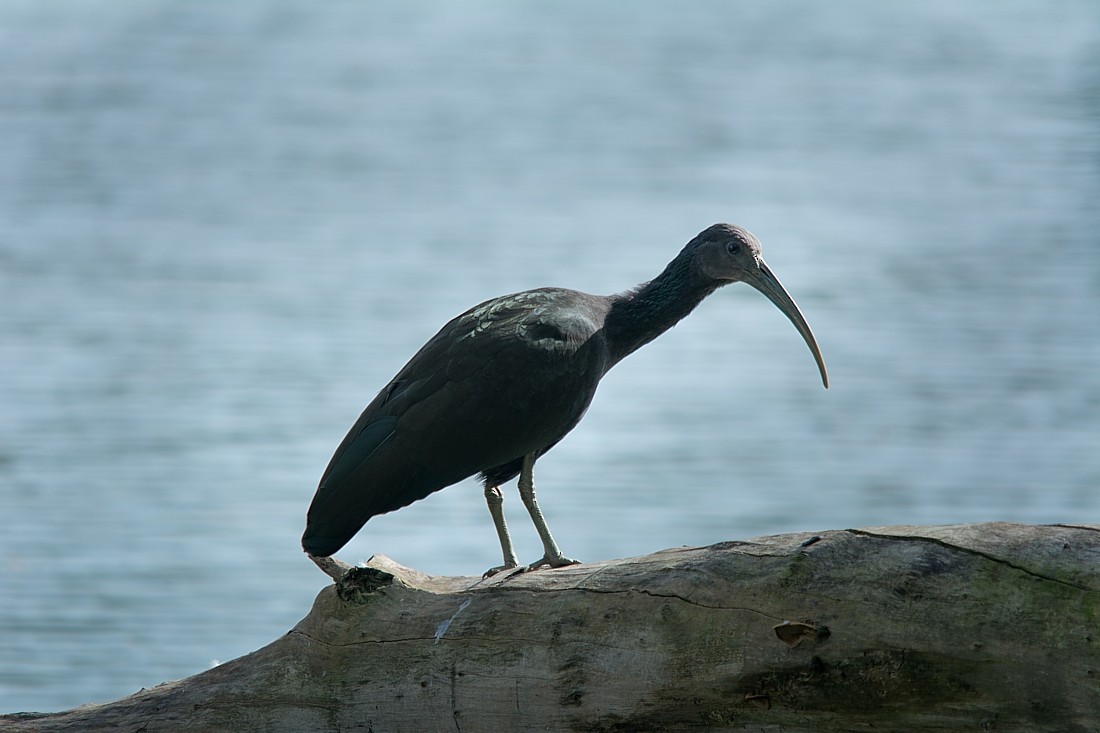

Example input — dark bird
[302,223,828,576]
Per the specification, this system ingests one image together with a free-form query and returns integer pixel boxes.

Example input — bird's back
[302,288,612,557]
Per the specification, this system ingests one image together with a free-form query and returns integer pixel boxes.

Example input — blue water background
[1,0,1097,713]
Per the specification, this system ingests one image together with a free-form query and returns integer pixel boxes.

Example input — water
[1,0,1097,714]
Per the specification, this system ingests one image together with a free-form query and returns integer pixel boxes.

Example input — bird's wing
[303,328,459,556]
[302,289,609,557]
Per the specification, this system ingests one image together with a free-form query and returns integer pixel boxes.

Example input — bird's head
[691,222,765,283]
[691,223,829,388]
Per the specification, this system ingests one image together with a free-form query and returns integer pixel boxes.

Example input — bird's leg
[517,452,580,571]
[482,485,520,578]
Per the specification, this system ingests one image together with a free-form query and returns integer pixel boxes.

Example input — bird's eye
[726,241,741,255]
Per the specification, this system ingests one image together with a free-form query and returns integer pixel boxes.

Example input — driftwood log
[4,522,1099,732]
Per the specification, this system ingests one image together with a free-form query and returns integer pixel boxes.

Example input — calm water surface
[1,0,1097,713]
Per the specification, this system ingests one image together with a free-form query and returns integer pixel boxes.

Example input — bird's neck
[604,255,721,368]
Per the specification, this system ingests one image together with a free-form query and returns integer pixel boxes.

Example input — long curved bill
[746,260,829,389]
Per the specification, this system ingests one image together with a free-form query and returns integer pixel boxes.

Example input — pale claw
[525,554,581,572]
[482,562,520,579]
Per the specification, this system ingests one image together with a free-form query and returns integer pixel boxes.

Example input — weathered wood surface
[5,522,1099,732]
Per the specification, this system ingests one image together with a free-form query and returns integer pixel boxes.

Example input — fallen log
[4,522,1098,732]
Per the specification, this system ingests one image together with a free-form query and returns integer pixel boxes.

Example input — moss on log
[4,522,1099,732]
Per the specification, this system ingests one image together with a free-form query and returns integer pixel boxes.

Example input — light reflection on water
[1,0,1097,713]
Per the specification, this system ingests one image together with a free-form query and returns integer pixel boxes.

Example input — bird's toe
[482,562,521,579]
[526,554,581,572]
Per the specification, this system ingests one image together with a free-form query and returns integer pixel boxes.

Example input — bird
[302,223,828,576]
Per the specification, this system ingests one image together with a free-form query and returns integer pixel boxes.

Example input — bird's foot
[525,554,581,572]
[482,561,521,579]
